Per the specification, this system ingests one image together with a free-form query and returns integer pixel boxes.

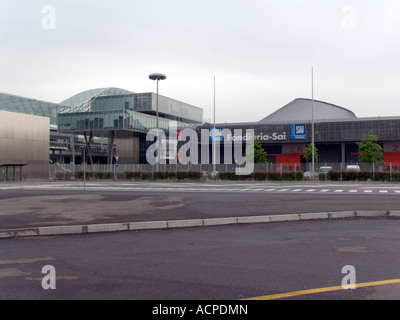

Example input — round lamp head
[149,73,167,81]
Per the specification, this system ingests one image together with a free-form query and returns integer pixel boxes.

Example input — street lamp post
[149,73,167,171]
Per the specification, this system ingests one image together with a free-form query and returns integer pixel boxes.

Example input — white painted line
[379,190,388,193]
[349,190,358,193]
[278,189,290,192]
[364,190,373,193]
[320,189,330,192]
[292,189,303,192]
[334,190,344,193]
[306,189,316,192]
[264,189,277,192]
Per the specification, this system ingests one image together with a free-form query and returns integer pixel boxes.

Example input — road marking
[349,190,358,193]
[306,189,316,192]
[379,190,388,193]
[244,278,400,300]
[320,189,330,192]
[334,190,344,193]
[292,189,303,192]
[364,190,373,193]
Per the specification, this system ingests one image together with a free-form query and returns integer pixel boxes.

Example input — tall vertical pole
[71,132,75,179]
[213,75,216,178]
[149,73,166,171]
[311,67,315,180]
[83,148,86,191]
[156,79,159,172]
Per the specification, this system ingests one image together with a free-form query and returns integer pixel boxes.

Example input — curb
[0,210,398,239]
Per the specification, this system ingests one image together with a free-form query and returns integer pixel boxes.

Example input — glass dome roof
[60,87,135,112]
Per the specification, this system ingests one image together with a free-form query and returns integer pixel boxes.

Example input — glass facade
[134,93,203,124]
[91,94,136,112]
[59,88,203,125]
[58,109,185,133]
[60,87,135,112]
[0,92,71,125]
[57,87,203,133]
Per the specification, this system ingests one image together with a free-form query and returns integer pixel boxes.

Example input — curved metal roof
[59,87,135,111]
[259,98,357,123]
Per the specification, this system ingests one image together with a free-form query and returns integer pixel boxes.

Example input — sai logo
[209,127,224,142]
[290,124,306,140]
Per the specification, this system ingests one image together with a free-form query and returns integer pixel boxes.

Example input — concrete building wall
[0,110,49,179]
[115,136,140,164]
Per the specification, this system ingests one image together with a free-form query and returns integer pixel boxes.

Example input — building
[2,85,400,177]
[196,98,400,172]
[0,110,49,179]
[57,87,203,165]
[0,88,203,178]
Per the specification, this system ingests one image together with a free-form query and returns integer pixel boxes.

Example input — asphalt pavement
[1,180,400,238]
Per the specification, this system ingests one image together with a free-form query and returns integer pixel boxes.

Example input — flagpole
[311,67,315,181]
[213,75,216,179]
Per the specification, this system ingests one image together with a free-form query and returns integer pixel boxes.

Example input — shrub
[358,171,371,181]
[125,171,134,180]
[176,171,188,180]
[327,171,341,181]
[343,171,358,181]
[141,172,152,180]
[117,172,126,179]
[165,171,177,180]
[254,172,267,181]
[153,171,165,180]
[75,171,83,179]
[103,172,113,179]
[94,171,105,179]
[267,172,282,181]
[373,172,387,181]
[188,171,201,180]
[282,172,299,181]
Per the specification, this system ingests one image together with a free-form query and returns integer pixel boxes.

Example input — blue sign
[209,127,224,142]
[290,124,306,140]
[115,162,119,167]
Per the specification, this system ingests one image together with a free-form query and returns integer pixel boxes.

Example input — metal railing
[49,162,400,182]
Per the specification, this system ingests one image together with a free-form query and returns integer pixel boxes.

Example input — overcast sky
[1,0,400,123]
